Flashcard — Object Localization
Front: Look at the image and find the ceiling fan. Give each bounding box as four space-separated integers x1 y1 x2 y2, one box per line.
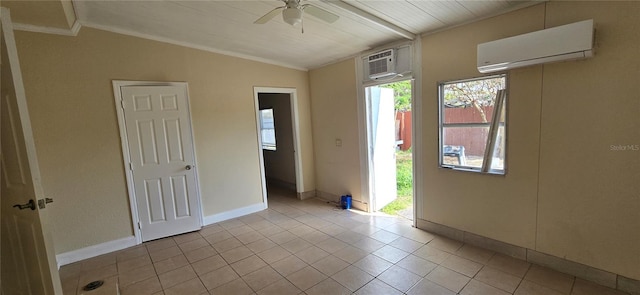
254 0 339 32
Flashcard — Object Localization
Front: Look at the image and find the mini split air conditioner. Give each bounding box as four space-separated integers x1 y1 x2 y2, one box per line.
477 19 594 73
367 49 396 79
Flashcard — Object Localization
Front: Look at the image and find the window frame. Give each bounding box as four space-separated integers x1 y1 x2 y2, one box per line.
438 74 508 174
259 108 277 151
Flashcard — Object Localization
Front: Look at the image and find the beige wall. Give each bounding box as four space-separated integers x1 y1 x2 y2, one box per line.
536 1 640 280
259 93 296 185
422 3 544 254
309 59 363 202
2 0 75 29
15 27 313 253
421 2 639 279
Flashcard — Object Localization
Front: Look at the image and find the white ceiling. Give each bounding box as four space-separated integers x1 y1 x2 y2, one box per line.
73 0 540 70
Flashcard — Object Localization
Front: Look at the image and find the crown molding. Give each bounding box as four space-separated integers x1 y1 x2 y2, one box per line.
80 21 309 72
12 19 81 36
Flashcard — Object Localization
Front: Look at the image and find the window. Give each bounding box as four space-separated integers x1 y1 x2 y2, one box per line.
439 75 507 174
259 108 276 150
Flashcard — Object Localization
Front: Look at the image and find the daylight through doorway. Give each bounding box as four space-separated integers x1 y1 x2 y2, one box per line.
366 80 414 221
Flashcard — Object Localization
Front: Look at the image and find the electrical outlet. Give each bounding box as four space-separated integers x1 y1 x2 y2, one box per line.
335 139 342 147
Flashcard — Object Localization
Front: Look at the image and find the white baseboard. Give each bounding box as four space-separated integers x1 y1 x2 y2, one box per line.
56 236 137 268
203 202 267 226
55 203 266 267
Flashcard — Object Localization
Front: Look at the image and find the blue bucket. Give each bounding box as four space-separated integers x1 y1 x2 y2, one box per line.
340 195 352 209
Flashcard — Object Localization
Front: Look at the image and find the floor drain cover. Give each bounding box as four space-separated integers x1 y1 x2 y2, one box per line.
83 280 104 291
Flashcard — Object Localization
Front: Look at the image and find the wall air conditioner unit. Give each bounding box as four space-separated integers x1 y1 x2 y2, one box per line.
368 49 396 79
477 19 594 73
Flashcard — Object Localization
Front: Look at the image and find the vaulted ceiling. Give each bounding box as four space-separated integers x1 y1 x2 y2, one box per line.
3 0 542 70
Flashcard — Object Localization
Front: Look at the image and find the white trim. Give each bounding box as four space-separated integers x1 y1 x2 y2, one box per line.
80 21 308 72
411 35 424 226
355 57 372 212
357 40 421 217
12 20 81 36
55 236 137 267
254 90 269 206
203 203 267 226
253 87 305 198
112 80 204 245
289 91 305 194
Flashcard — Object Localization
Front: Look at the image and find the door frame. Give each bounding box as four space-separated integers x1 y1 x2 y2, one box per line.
253 87 304 203
112 80 203 244
355 38 423 226
359 79 409 213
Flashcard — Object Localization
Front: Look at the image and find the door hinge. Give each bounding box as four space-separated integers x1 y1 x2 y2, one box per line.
120 100 125 109
129 163 133 171
137 222 141 229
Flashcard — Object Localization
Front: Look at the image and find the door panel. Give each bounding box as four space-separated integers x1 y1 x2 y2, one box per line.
170 175 190 217
145 178 166 222
121 85 201 242
164 119 185 162
367 87 398 211
135 120 159 166
1 10 61 294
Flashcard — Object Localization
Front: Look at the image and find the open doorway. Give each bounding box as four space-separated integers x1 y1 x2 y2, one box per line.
253 87 304 202
365 80 414 221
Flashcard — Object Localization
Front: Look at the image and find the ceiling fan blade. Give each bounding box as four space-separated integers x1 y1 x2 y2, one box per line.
304 5 339 23
254 7 284 24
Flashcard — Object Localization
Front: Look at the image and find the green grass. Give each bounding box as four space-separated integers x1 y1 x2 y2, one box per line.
380 150 413 216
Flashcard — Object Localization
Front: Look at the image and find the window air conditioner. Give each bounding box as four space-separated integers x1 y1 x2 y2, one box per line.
368 49 396 79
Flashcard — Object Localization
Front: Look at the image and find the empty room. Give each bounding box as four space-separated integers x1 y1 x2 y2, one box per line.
1 0 638 294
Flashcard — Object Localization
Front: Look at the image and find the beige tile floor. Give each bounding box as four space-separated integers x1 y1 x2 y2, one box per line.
60 187 630 295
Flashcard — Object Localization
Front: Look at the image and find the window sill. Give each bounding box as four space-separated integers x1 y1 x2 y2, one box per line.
439 165 505 175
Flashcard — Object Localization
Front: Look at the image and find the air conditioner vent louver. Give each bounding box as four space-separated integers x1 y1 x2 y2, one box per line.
368 49 396 79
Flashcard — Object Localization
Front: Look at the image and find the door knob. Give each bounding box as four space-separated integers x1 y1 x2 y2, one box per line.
13 199 36 210
185 165 192 170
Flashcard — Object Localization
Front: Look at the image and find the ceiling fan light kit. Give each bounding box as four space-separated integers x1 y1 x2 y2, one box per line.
283 7 303 26
255 0 339 32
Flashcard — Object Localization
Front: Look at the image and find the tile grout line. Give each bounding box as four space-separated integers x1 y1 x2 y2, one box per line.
65 192 634 295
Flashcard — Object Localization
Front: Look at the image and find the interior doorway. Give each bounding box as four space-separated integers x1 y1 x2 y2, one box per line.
253 87 304 202
365 80 414 220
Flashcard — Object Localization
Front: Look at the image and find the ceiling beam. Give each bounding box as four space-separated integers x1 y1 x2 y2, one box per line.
321 0 415 40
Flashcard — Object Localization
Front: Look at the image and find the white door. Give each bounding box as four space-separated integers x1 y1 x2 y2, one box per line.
1 9 62 294
121 85 201 242
367 86 398 211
